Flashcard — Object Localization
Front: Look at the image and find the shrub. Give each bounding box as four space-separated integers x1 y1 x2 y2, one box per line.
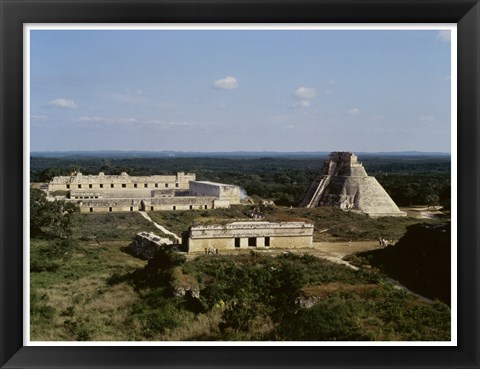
221 302 257 332
130 288 182 336
275 297 370 341
30 290 55 321
63 319 92 341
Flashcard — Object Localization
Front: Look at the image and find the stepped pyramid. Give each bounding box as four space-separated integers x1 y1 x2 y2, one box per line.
300 152 406 217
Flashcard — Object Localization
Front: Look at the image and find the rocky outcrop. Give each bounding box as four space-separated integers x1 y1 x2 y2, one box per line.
295 283 378 308
129 231 173 259
301 152 406 217
170 267 200 298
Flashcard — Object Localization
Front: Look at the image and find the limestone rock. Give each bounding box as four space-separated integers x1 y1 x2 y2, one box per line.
129 231 172 259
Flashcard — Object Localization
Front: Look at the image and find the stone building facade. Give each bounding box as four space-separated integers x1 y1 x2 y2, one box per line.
189 181 242 204
186 221 314 252
48 171 195 192
300 152 406 217
47 172 242 213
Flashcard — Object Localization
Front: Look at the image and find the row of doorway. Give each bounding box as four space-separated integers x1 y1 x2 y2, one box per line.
234 237 270 247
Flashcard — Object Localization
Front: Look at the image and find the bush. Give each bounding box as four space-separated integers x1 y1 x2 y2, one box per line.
221 303 257 332
130 288 182 337
63 319 92 341
30 239 77 273
275 297 370 341
31 290 55 321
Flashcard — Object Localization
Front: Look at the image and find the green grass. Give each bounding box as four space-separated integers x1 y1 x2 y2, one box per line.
30 239 147 341
30 205 450 341
71 212 161 241
147 206 250 236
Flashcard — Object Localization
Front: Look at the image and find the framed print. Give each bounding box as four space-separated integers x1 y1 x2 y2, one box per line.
1 0 479 368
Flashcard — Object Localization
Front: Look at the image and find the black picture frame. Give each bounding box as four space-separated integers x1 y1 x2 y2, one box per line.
1 1 479 368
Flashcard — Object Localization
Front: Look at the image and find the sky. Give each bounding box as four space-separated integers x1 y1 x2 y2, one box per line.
29 27 452 153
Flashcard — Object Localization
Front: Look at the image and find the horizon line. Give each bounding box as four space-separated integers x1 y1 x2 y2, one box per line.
31 149 451 154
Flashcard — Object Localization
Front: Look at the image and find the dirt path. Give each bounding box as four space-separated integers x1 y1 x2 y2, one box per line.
399 205 446 219
308 241 381 270
138 211 182 242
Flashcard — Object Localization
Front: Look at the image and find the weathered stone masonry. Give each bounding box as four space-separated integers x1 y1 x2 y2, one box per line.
187 221 314 252
48 171 194 192
300 152 406 217
47 172 242 213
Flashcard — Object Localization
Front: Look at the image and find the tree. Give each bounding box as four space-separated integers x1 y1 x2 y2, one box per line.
439 184 451 210
425 194 440 210
30 188 51 236
30 188 79 238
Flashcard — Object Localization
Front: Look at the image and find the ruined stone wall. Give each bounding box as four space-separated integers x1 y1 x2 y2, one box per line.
187 221 313 252
76 196 219 213
188 235 313 252
189 181 241 204
48 171 195 191
129 231 173 259
70 189 176 200
48 172 244 214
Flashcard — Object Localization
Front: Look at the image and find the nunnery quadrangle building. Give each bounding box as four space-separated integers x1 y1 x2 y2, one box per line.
47 171 242 213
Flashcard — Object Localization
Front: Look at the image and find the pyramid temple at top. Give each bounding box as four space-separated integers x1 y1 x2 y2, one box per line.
300 152 406 217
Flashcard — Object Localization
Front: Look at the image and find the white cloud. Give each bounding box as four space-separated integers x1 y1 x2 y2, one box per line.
323 90 333 95
135 89 145 95
213 76 239 90
327 80 336 85
118 118 138 124
166 121 192 127
147 120 193 128
48 98 78 109
78 116 137 125
79 116 108 123
292 100 310 108
294 86 316 99
436 30 451 43
347 108 360 116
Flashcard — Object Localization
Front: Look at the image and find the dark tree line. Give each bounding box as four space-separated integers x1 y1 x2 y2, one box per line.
377 174 450 209
30 155 450 208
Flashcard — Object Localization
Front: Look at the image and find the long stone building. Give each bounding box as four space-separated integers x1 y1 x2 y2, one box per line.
300 152 406 217
186 221 314 252
47 172 242 213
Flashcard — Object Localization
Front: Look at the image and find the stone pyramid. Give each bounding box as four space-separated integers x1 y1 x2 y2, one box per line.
300 152 406 217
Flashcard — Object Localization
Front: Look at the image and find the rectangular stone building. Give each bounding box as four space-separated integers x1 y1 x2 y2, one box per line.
48 171 195 192
46 171 243 213
189 181 241 204
186 221 314 252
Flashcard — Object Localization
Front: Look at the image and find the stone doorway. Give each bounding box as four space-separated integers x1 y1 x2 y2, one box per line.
139 200 146 211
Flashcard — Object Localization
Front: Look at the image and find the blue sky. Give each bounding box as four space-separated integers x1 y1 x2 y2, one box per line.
29 28 452 153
